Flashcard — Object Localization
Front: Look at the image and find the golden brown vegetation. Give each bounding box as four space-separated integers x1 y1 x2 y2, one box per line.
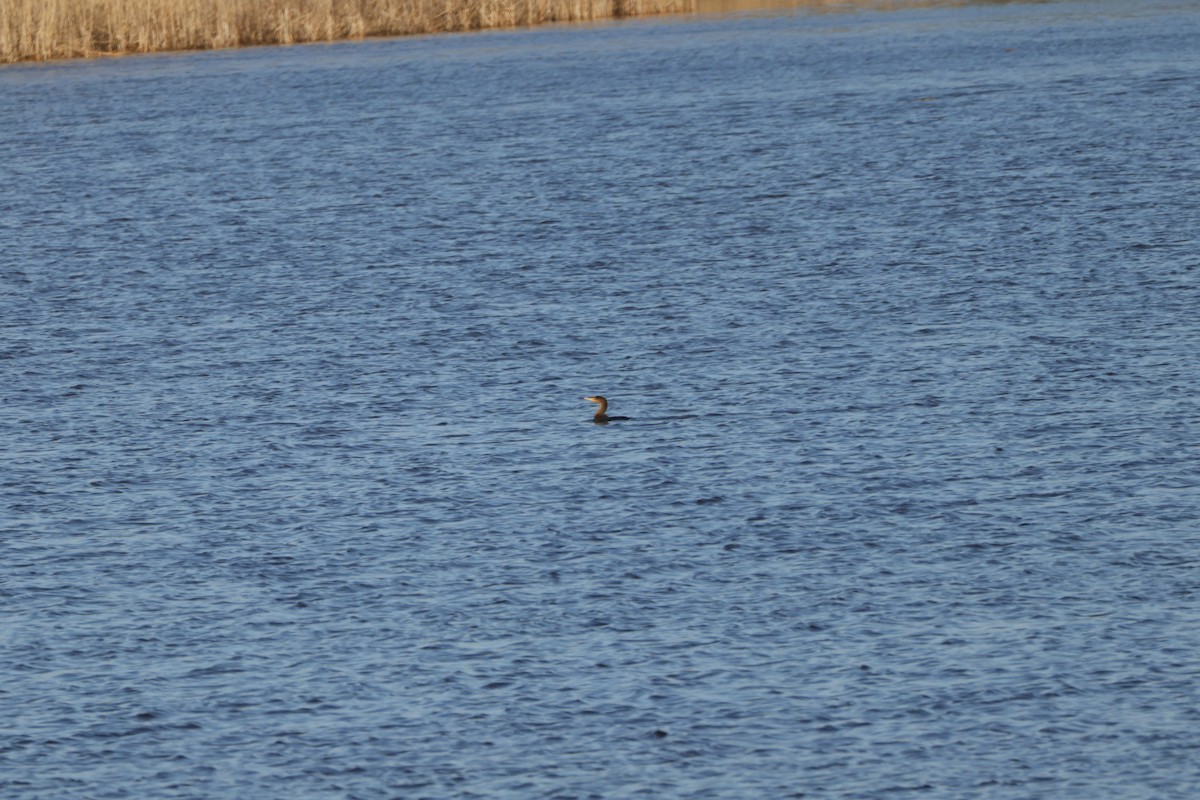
0 0 695 63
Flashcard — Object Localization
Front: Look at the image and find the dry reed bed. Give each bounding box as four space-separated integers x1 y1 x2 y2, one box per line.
1 0 695 63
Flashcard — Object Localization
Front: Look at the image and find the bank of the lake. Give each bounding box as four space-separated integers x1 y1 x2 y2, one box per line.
1 0 695 63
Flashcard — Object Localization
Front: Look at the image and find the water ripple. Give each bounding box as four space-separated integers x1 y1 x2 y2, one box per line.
3 2 1200 798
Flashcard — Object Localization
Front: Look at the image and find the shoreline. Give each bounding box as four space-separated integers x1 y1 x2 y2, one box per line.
0 1 1006 66
1 0 697 65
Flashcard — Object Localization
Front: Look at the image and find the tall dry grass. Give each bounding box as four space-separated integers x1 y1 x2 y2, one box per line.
0 0 695 63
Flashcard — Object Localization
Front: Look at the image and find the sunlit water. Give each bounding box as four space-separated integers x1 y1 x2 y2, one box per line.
3 1 1199 797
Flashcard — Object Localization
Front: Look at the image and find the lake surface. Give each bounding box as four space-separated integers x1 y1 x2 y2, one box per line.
2 1 1199 797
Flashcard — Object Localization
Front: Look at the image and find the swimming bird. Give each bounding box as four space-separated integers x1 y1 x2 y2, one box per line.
585 395 630 424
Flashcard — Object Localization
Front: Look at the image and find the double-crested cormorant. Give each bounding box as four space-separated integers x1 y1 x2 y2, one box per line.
585 395 630 424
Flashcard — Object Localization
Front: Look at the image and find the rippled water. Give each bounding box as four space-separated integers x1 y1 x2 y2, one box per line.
3 2 1199 797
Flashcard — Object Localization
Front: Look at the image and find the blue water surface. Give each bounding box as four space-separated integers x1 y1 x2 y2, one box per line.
2 1 1199 797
